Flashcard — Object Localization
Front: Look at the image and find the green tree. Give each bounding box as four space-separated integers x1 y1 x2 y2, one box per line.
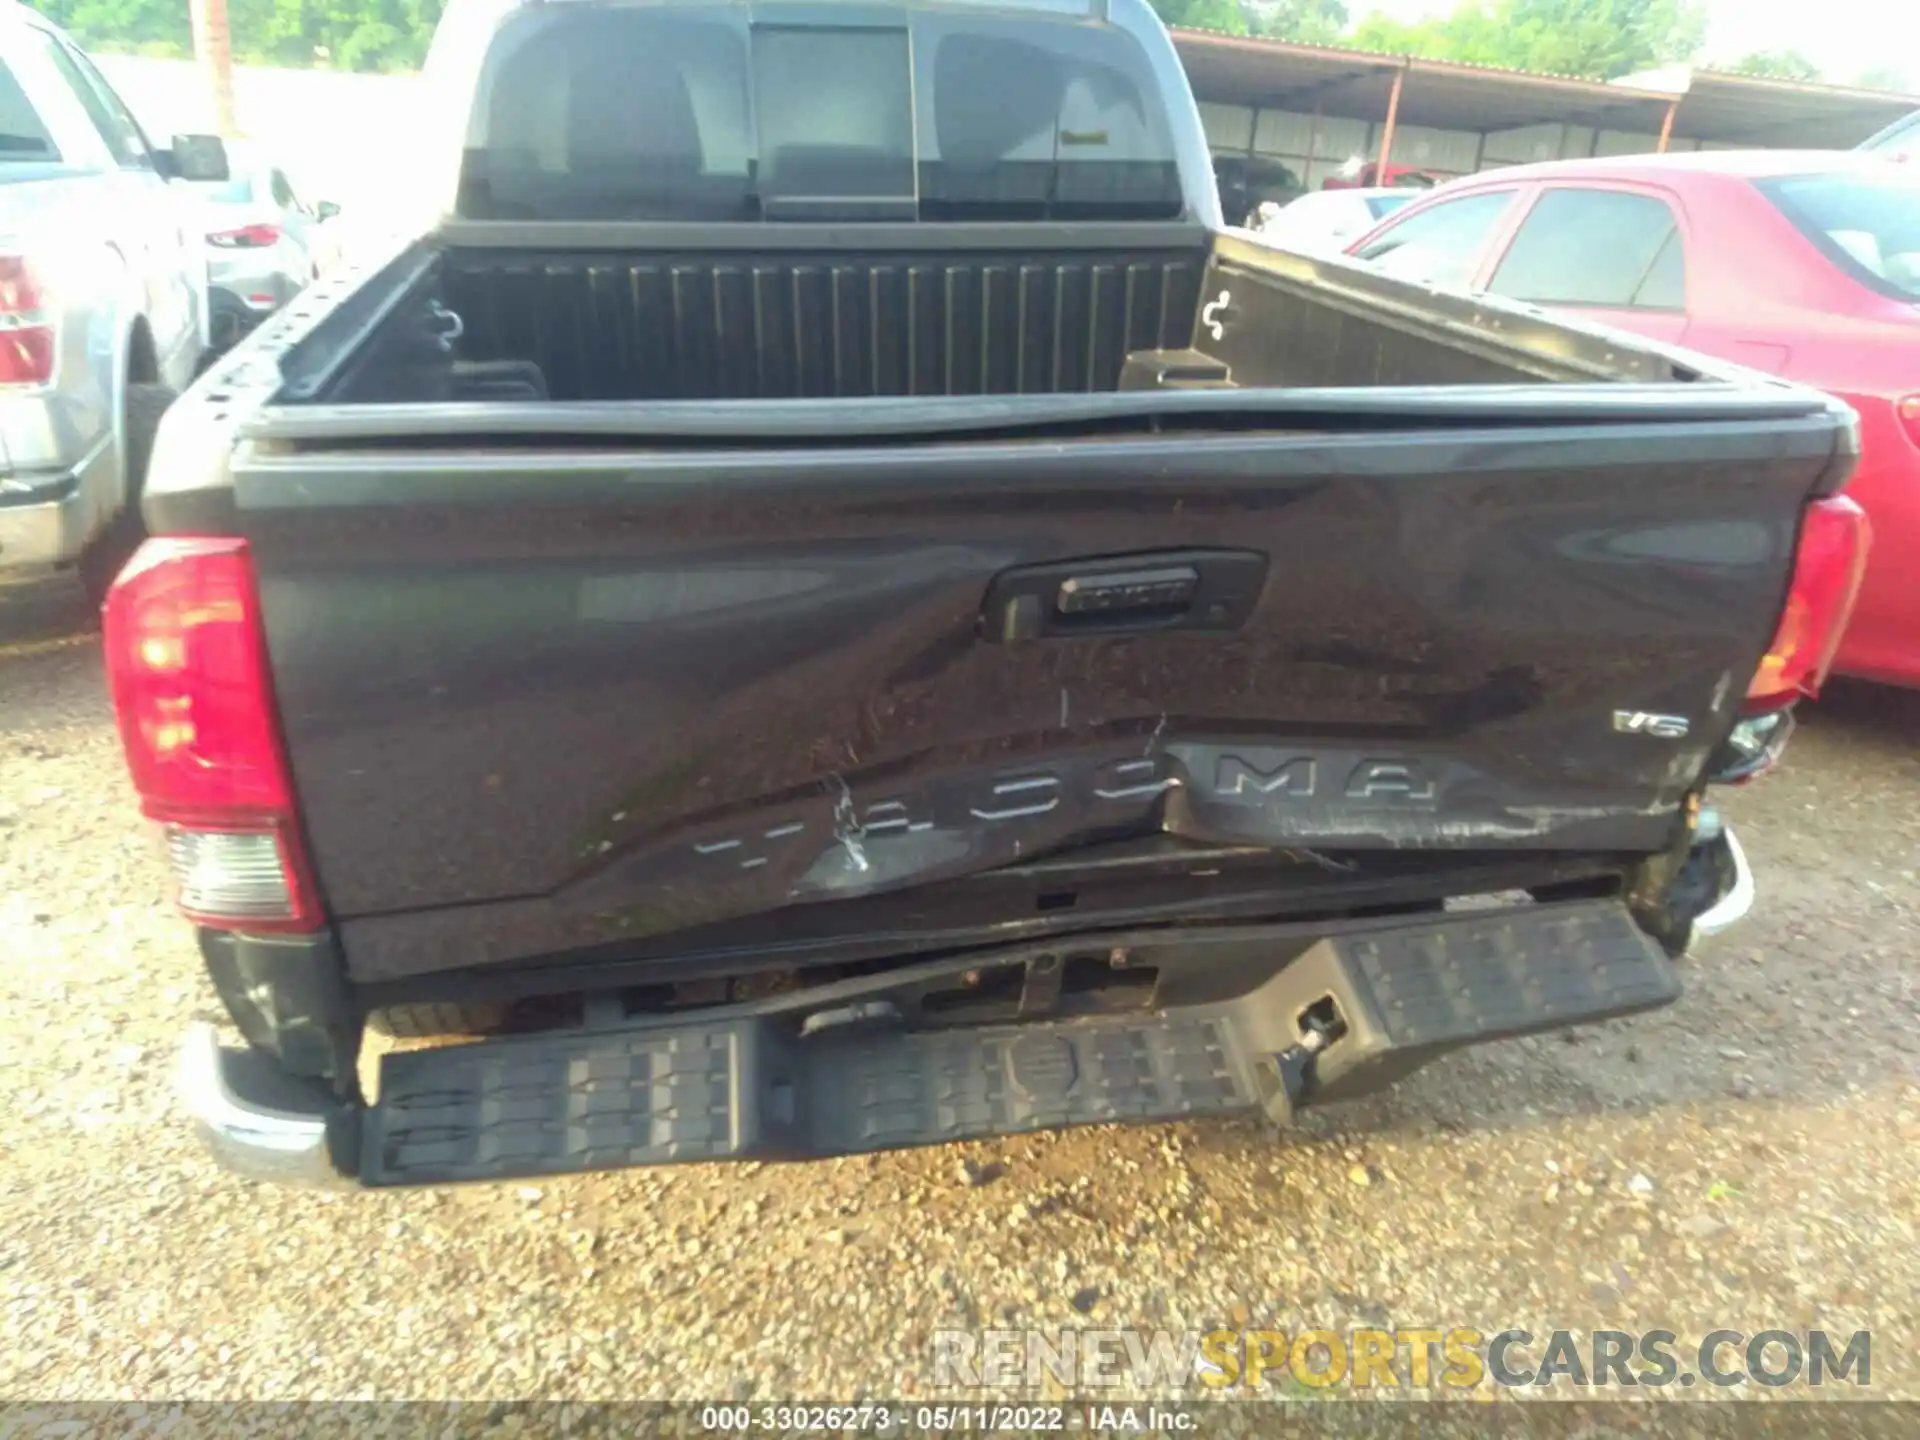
1511 0 1703 79
1727 50 1821 83
1854 66 1912 93
34 0 191 56
33 0 446 71
1150 0 1256 36
1350 7 1511 69
1251 0 1349 44
1348 0 1704 81
1149 0 1347 41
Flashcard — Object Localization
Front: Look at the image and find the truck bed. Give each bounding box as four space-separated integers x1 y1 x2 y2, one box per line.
274 226 1692 408
131 0 1862 1188
143 227 1851 989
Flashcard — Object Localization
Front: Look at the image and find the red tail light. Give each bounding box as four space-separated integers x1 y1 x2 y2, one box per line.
1897 394 1920 449
1744 495 1871 713
208 223 281 249
0 254 55 385
102 538 322 932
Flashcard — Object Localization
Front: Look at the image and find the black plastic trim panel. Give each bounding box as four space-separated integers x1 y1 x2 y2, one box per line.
359 899 1676 1185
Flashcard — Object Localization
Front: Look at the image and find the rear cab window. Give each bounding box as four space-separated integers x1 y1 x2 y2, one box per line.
1365 193 1415 221
1489 188 1686 309
1352 189 1514 289
200 174 256 203
1859 110 1919 162
1757 170 1920 300
457 2 1185 222
0 56 56 160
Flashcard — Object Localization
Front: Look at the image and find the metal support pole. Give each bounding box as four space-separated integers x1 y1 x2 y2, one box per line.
189 0 239 138
1377 64 1406 180
1656 98 1678 154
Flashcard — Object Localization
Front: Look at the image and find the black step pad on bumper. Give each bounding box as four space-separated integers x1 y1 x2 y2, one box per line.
360 900 1677 1186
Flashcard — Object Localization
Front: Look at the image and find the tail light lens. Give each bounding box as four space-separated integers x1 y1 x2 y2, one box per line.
0 254 55 385
1897 394 1920 449
1744 495 1871 713
101 538 322 932
208 223 281 249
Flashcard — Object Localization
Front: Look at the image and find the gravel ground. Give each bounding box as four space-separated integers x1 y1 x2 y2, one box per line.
3 568 1918 1410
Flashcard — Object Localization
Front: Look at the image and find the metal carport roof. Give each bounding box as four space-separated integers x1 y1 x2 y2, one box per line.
1173 31 1679 136
1647 70 1919 148
1174 29 1917 151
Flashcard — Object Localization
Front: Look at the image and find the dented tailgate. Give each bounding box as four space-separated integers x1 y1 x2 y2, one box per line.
226 396 1848 979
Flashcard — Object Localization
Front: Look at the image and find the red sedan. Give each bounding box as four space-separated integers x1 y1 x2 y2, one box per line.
1344 151 1920 688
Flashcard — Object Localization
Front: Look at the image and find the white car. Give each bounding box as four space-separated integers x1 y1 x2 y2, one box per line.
1251 188 1420 257
183 142 342 349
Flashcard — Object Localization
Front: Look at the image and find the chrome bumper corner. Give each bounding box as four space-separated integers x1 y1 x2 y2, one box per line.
0 432 115 571
175 1023 356 1188
1692 824 1755 937
0 481 87 570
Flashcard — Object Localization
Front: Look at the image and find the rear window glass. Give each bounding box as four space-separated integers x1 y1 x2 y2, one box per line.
1354 190 1513 290
1365 193 1414 220
754 26 914 209
0 59 56 160
1489 189 1684 309
1859 111 1919 157
1758 171 1920 300
196 173 256 203
458 5 1183 222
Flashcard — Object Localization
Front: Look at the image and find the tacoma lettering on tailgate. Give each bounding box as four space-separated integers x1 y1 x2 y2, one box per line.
558 736 1678 930
679 747 1443 876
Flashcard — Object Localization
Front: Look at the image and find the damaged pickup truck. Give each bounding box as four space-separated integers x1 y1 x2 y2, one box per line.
112 0 1868 1187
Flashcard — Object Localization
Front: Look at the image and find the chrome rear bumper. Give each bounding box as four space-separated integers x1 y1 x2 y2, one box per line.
0 431 115 570
175 1023 353 1187
1692 824 1755 937
0 475 86 570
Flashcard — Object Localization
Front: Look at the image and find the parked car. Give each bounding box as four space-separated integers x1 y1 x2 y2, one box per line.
1323 161 1443 190
185 141 341 350
1211 152 1303 228
1343 151 1916 688
0 2 227 601
130 0 1861 1190
1860 109 1918 164
1251 187 1418 255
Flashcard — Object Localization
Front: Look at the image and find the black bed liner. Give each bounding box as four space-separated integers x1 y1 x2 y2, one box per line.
289 224 1714 409
440 245 1210 401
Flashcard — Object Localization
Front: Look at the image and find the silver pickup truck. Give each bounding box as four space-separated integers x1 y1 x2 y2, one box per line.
0 1 227 601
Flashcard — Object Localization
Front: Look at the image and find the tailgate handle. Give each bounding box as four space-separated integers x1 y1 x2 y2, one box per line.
1057 565 1198 619
984 549 1268 643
